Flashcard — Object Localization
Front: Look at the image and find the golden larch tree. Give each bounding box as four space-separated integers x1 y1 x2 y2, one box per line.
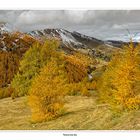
28 58 69 122
98 42 140 112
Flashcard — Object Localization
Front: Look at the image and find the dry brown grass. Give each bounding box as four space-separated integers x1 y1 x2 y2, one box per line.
0 95 140 130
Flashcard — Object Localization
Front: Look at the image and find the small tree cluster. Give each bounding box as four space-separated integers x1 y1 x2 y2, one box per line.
11 40 60 97
63 52 96 96
64 52 95 83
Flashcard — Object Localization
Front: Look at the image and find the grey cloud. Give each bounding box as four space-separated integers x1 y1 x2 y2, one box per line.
0 10 140 40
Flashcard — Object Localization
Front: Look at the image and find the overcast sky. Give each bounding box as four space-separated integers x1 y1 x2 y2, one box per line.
1 10 140 40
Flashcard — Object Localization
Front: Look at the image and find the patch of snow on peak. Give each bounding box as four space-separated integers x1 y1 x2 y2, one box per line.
58 29 81 45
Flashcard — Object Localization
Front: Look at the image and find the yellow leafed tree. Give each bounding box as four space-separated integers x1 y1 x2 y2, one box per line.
28 59 69 122
98 42 140 112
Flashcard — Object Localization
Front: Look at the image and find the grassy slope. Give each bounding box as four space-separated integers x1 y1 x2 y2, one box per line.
0 95 140 130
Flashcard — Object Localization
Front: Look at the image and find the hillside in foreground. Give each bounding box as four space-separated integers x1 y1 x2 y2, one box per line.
0 95 140 130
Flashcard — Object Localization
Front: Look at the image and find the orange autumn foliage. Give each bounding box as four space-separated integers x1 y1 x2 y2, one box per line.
64 52 95 83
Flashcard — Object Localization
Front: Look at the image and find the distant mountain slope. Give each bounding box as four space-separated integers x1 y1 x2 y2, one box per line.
0 22 123 53
0 23 136 53
27 28 121 58
28 28 104 49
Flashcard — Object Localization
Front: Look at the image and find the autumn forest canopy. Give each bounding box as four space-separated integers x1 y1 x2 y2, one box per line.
0 38 140 124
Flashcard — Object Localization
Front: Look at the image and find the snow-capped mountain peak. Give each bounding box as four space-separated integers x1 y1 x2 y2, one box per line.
28 28 103 50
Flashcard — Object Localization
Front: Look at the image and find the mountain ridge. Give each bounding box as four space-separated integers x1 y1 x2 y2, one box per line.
0 23 132 58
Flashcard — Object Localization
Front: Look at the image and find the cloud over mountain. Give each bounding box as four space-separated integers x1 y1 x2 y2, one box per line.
0 10 140 40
